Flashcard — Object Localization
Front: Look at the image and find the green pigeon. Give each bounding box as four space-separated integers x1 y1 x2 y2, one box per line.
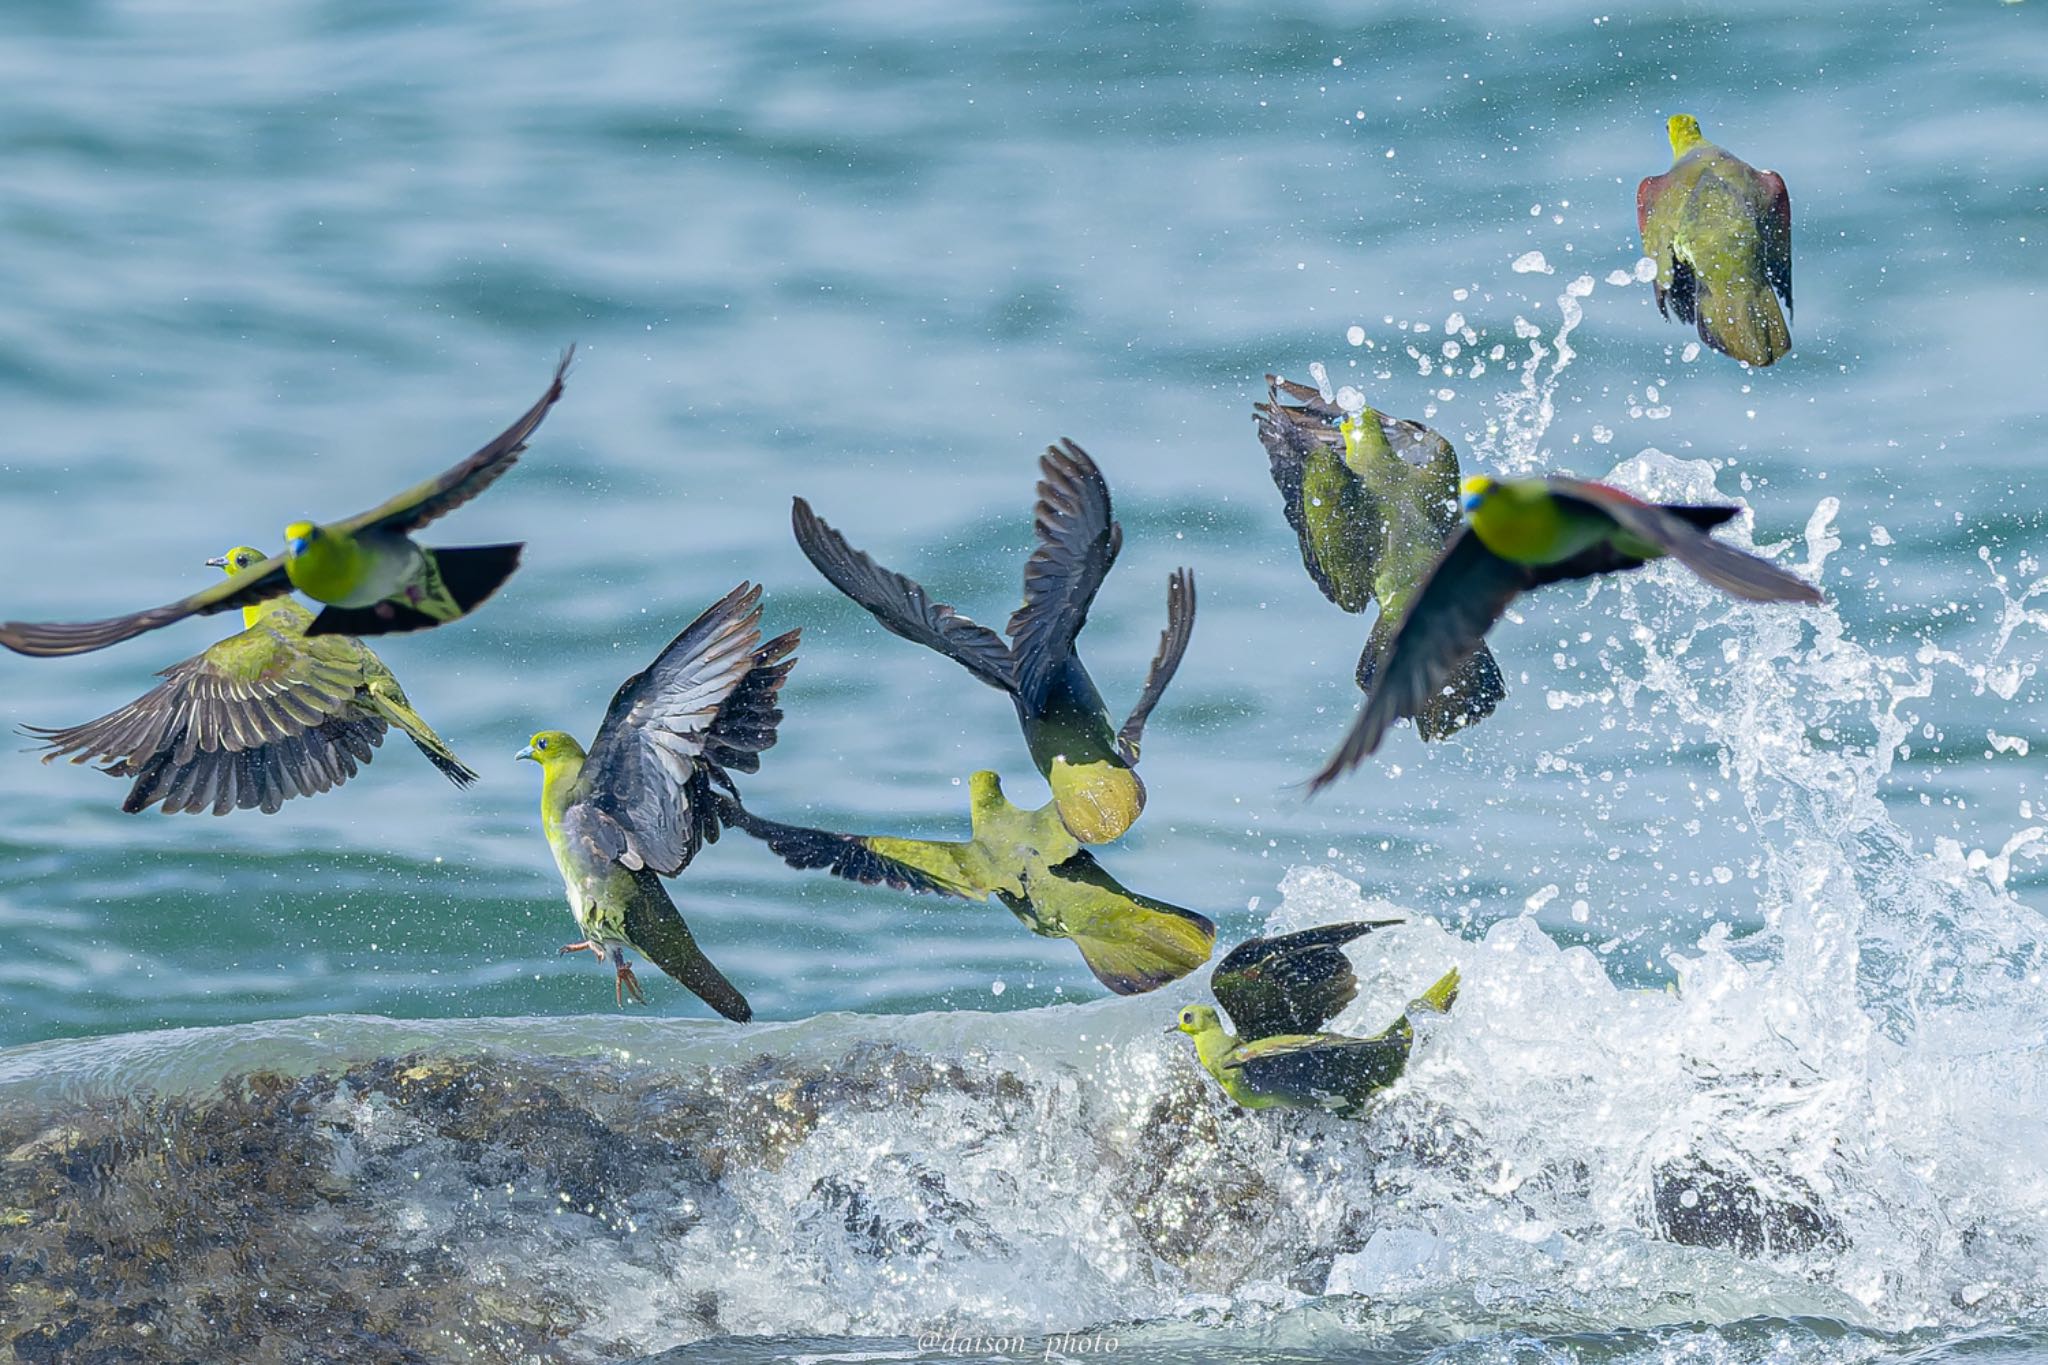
792 439 1194 845
1311 473 1824 789
517 582 797 1016
1638 114 1793 367
1175 921 1460 1118
1256 375 1505 739
0 348 572 657
24 545 474 815
721 769 1216 995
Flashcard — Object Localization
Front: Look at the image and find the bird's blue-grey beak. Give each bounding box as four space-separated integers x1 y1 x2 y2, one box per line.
204 555 229 568
515 744 536 762
1461 492 1484 513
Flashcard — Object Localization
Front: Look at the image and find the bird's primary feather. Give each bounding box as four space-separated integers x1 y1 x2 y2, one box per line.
1117 568 1195 761
791 497 1017 693
332 347 573 540
572 582 784 876
1006 440 1123 708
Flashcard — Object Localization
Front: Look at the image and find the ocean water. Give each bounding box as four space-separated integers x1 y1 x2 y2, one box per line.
0 1 2043 1361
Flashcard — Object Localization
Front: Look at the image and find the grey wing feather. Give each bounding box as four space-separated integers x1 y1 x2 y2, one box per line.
717 795 971 897
0 561 293 658
1006 440 1121 706
1310 530 1537 789
571 582 768 875
1211 920 1401 1039
1552 482 1822 604
1117 568 1195 761
1254 377 1377 610
336 346 573 539
792 497 1016 692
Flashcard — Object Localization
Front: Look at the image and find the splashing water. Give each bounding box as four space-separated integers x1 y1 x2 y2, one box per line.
2 454 2043 1362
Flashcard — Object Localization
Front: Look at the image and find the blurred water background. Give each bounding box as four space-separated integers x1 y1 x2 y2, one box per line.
0 1 2043 1361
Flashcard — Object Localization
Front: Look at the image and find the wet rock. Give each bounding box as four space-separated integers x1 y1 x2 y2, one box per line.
1653 1158 1840 1257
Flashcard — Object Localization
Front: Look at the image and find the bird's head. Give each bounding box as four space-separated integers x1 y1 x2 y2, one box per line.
1174 1004 1222 1037
516 730 586 768
1460 475 1498 515
282 521 322 560
1666 113 1704 157
205 546 268 576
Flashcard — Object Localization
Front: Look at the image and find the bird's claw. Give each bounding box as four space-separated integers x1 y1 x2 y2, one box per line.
615 963 645 1008
560 940 604 959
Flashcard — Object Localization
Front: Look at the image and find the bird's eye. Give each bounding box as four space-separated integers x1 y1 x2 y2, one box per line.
536 738 548 750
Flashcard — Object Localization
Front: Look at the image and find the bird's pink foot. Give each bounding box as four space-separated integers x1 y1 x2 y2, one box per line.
615 961 645 1007
560 940 605 959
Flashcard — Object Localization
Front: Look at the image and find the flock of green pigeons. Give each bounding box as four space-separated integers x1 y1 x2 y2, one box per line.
1 116 1811 1119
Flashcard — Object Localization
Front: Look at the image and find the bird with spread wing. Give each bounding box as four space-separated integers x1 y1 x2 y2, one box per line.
721 768 1216 996
0 347 572 657
517 582 797 1016
24 545 473 814
1256 374 1505 741
793 440 1193 845
1311 473 1823 789
1175 922 1459 1118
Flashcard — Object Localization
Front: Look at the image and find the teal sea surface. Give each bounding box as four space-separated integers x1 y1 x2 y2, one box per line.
0 1 2043 1362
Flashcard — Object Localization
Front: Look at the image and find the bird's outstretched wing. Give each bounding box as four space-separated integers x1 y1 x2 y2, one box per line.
792 496 1016 692
333 346 573 539
0 557 294 658
24 609 383 814
1255 378 1383 612
621 870 752 1022
568 582 772 876
1118 568 1195 761
1006 440 1122 707
1211 920 1403 1041
1312 529 1633 789
717 794 988 899
1553 480 1822 604
1034 850 1216 995
1222 1031 1413 1113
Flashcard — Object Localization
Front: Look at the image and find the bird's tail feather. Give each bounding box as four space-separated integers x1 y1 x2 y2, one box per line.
428 543 526 615
370 685 476 788
1066 906 1216 996
623 873 753 1023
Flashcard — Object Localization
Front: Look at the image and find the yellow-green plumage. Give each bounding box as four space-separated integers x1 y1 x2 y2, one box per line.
724 769 1216 995
1637 114 1793 367
0 348 571 657
1255 376 1505 739
1176 921 1459 1118
27 547 475 814
518 583 799 1017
